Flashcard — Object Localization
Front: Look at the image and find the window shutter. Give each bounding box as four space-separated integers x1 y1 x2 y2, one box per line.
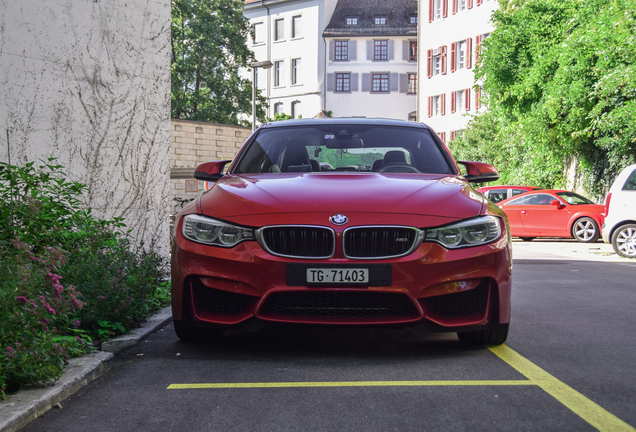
443 0 448 17
440 132 446 143
428 96 432 117
367 41 373 60
351 73 358 91
450 42 456 73
441 93 446 115
362 73 371 92
466 38 472 69
329 41 335 61
452 0 458 14
465 88 471 111
390 73 399 92
475 86 481 109
451 91 456 113
441 46 447 75
399 74 408 93
327 73 334 91
388 40 394 60
349 41 356 60
429 0 434 22
477 0 482 5
403 41 409 61
427 49 433 78
450 130 456 140
475 35 482 64
468 0 473 8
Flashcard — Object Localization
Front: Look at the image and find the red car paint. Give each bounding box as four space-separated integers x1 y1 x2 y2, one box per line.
171 119 512 343
497 189 605 242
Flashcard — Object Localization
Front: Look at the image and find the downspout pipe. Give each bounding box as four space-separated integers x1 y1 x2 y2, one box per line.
261 0 271 117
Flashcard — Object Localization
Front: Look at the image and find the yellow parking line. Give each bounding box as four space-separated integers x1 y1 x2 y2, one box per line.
168 380 533 389
488 344 635 432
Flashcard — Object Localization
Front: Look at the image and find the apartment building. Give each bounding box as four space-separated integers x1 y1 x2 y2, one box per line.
243 0 338 121
417 0 498 143
323 0 418 120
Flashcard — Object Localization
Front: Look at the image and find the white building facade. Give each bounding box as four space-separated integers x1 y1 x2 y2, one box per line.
244 0 338 121
323 0 418 120
417 0 498 143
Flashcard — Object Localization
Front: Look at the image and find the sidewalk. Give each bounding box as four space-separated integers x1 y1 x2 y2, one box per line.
0 307 172 432
511 238 636 263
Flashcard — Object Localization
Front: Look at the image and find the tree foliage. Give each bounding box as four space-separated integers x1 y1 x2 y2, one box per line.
451 0 636 198
171 0 266 125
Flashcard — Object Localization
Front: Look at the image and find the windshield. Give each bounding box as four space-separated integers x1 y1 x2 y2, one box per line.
233 124 455 175
556 191 594 205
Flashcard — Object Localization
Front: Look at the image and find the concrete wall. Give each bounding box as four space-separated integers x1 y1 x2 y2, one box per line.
0 0 171 254
170 119 252 214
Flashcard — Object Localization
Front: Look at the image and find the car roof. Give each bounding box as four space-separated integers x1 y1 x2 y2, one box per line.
477 185 540 191
261 118 430 130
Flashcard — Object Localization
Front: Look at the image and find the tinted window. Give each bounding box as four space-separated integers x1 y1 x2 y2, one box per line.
234 125 455 175
623 169 636 190
487 189 508 203
505 193 554 206
555 192 594 205
512 188 529 196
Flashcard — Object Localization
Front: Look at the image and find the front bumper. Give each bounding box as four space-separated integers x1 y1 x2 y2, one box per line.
172 221 512 333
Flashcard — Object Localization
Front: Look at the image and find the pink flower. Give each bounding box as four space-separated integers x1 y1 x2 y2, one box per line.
6 347 14 358
16 296 28 303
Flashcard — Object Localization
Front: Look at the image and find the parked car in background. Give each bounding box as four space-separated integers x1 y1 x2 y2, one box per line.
172 119 512 345
497 190 605 242
602 164 636 258
477 185 542 203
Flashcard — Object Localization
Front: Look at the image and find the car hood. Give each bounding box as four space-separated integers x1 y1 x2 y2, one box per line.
199 173 484 222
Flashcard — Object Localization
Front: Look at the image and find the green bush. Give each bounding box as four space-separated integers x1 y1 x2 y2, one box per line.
0 159 169 399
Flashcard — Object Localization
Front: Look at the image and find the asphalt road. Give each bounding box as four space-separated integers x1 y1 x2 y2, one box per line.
21 241 636 432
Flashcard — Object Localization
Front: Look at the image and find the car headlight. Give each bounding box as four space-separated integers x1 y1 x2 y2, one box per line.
424 216 501 249
182 214 254 247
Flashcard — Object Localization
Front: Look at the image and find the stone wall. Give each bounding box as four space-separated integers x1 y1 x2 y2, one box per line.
170 119 252 215
0 0 171 254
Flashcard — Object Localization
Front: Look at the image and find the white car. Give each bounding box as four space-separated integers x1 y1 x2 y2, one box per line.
602 164 636 257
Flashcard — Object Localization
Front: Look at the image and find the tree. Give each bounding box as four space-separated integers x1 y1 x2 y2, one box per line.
451 0 636 198
171 0 266 125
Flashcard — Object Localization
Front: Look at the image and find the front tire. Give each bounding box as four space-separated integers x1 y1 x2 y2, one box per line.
457 323 509 345
611 224 636 258
572 217 599 243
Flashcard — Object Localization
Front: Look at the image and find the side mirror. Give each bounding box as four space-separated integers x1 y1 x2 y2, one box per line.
550 199 565 209
457 161 500 183
193 160 232 182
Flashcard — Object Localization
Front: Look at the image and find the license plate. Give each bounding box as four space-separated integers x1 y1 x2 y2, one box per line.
306 268 369 284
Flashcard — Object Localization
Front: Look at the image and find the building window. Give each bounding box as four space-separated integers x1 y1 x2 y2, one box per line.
291 58 300 85
374 17 387 25
457 40 466 69
292 15 302 38
458 0 467 12
433 54 441 75
433 0 442 20
456 90 465 112
374 40 388 61
432 95 440 116
291 101 301 119
428 94 446 117
274 103 283 116
253 22 264 45
335 41 348 61
372 73 389 93
274 18 284 41
409 41 417 61
346 17 358 25
274 61 284 87
410 15 418 24
336 73 351 92
407 74 417 94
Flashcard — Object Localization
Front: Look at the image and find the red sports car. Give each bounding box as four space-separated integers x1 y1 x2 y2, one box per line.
497 189 605 242
172 119 512 345
477 185 542 203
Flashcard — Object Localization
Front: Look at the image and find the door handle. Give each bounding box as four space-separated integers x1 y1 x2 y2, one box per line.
521 210 528 215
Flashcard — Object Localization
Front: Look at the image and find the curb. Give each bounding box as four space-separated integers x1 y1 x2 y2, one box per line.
0 307 172 432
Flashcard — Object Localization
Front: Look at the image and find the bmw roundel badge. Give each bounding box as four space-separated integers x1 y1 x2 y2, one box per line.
330 214 348 225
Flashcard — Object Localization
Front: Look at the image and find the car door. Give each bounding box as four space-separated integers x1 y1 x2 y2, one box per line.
519 193 569 236
615 167 636 219
500 196 528 236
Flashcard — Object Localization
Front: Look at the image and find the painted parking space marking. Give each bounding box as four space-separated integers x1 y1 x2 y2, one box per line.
168 380 533 389
168 344 635 432
488 344 635 432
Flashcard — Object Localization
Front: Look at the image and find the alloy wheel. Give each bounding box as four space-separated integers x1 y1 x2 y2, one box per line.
573 218 598 242
615 226 636 258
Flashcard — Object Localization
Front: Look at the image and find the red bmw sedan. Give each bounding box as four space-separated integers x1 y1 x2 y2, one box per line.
172 119 512 345
497 189 605 242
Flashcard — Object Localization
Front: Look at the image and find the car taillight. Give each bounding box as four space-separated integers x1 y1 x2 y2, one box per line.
604 193 612 216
